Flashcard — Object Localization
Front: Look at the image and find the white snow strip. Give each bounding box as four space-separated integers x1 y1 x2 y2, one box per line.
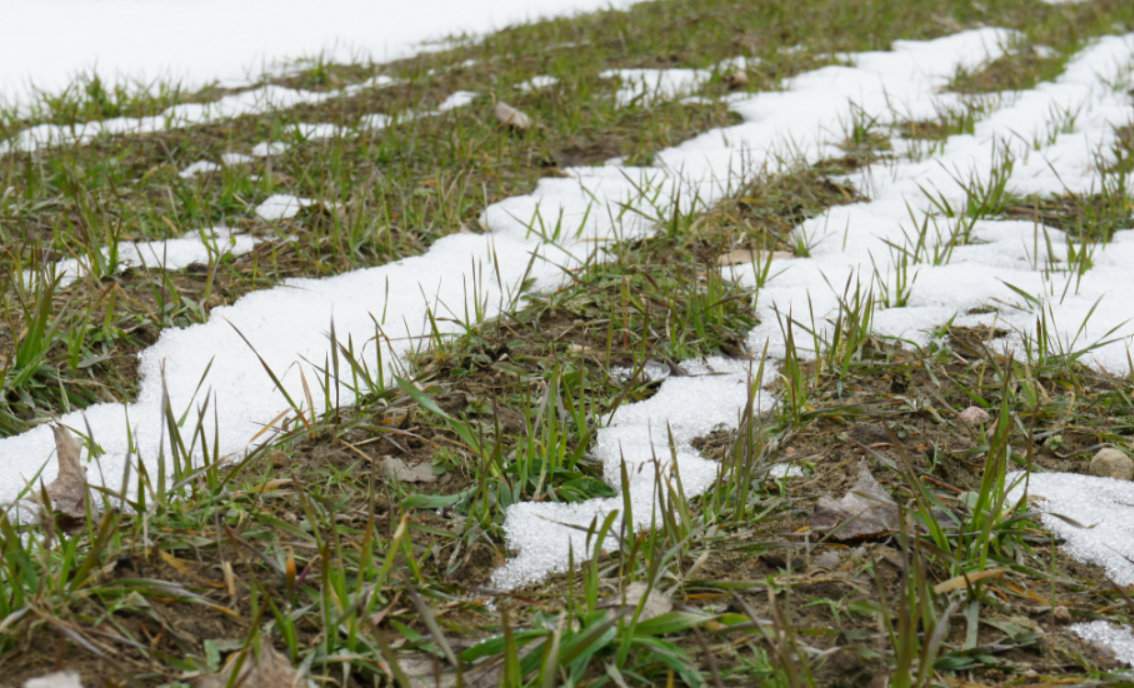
1 77 395 155
179 160 222 179
0 31 1011 594
1070 621 1134 667
255 194 315 221
0 0 639 109
22 227 259 288
516 75 559 92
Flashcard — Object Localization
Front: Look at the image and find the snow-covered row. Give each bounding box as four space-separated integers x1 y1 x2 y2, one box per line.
0 30 1008 528
19 227 260 289
175 89 486 181
0 77 396 155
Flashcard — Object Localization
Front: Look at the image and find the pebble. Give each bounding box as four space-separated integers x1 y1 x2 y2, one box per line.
1089 447 1133 481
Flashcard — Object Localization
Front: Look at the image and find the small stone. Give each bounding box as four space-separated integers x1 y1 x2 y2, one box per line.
494 101 532 131
958 406 992 426
1052 605 1072 624
724 69 749 89
1089 447 1134 481
812 550 842 570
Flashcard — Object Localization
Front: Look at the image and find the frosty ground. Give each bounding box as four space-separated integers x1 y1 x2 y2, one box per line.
3 0 1134 685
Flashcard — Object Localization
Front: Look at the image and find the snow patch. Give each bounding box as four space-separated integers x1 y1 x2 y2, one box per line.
516 75 559 92
1070 621 1134 667
251 141 290 158
179 160 222 179
1009 472 1134 587
437 91 479 112
255 194 315 221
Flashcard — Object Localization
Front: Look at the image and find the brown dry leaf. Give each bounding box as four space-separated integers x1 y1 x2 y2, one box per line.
494 101 532 130
382 456 437 483
43 424 88 522
811 463 899 541
932 567 1006 594
196 637 304 688
24 672 83 688
716 248 792 267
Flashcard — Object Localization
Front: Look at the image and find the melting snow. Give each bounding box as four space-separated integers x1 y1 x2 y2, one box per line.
1008 472 1134 586
516 75 559 92
21 227 259 288
437 91 479 112
292 122 347 141
494 357 773 588
255 194 315 221
179 160 222 179
1070 621 1134 667
251 141 290 158
1 77 394 154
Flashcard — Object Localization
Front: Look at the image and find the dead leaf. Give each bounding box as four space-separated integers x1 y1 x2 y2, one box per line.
607 582 673 621
43 424 88 522
382 456 437 483
811 463 899 541
716 248 792 267
494 101 532 131
932 567 1006 594
196 637 304 688
399 654 457 688
24 672 83 688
